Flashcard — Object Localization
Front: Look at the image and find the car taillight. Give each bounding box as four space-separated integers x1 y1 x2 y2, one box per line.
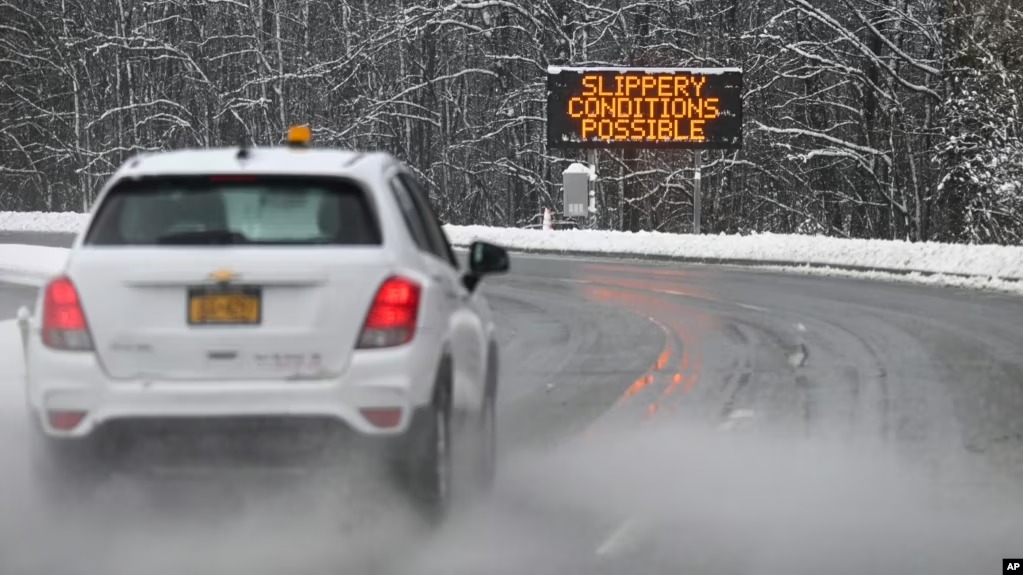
42 276 94 351
357 276 420 349
47 410 87 431
360 408 403 429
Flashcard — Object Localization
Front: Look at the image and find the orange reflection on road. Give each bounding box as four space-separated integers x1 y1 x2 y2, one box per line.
585 274 717 304
623 374 657 399
575 263 711 423
582 285 670 309
621 321 674 400
650 323 703 419
583 263 696 279
656 349 670 370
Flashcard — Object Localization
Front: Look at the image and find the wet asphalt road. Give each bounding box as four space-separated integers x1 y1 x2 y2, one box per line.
1 232 1022 574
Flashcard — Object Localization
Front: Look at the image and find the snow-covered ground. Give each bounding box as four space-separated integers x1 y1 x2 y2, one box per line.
756 265 1023 295
0 211 1021 294
445 225 1023 280
0 244 75 286
0 210 89 234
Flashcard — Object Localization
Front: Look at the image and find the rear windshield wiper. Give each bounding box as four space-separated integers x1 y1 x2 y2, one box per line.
155 230 250 245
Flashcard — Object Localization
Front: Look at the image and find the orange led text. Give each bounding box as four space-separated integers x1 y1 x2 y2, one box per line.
567 73 723 143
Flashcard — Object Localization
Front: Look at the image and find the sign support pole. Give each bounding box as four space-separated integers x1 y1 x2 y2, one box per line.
693 150 702 234
586 148 598 229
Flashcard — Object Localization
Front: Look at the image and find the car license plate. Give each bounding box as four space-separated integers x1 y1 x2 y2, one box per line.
188 287 261 325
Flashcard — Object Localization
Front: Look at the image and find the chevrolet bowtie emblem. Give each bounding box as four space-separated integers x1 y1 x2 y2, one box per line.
209 269 239 283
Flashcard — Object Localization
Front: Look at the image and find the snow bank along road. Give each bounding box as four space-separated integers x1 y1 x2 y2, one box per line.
4 210 1023 293
1 231 1022 575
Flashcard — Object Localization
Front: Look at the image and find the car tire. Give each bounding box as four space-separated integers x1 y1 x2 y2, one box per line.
397 358 453 524
27 421 106 509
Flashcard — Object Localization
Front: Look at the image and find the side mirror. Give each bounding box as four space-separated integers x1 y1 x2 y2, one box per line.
469 241 509 275
463 241 509 292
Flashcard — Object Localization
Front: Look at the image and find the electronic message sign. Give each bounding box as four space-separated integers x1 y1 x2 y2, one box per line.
547 67 743 149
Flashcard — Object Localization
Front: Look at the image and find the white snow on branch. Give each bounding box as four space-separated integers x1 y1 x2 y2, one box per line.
756 122 893 166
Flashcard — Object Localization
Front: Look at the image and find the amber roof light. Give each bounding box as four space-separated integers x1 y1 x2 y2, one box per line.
287 124 311 147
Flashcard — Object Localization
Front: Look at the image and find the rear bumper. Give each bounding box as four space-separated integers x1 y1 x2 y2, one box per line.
24 336 438 439
73 416 398 471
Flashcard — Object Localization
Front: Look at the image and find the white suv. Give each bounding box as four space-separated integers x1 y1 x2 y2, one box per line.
19 135 509 519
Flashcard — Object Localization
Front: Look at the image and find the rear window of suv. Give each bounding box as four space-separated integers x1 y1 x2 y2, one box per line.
85 175 381 246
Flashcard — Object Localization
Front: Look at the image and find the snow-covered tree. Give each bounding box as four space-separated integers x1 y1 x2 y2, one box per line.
1 0 1022 244
937 0 1023 243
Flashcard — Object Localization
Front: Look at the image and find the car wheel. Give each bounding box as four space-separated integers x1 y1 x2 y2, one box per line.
400 359 453 524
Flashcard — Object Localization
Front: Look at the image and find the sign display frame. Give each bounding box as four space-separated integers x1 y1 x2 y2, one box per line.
546 66 743 150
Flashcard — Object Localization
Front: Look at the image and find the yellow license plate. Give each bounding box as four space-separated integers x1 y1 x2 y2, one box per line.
188 288 261 325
